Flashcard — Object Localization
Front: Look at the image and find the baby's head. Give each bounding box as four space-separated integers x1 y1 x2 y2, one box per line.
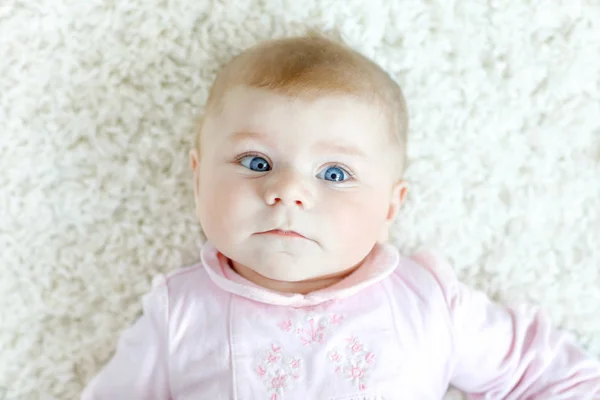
190 32 409 288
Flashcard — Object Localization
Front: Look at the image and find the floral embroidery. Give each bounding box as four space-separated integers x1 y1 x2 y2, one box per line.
256 343 302 399
278 313 345 346
272 313 379 393
328 336 376 391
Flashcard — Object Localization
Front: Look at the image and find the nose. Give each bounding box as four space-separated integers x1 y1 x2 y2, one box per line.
262 167 314 209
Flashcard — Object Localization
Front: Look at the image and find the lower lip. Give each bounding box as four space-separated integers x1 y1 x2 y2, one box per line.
259 230 306 239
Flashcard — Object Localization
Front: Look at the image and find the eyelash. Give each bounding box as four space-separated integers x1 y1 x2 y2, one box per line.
233 153 356 181
233 151 268 164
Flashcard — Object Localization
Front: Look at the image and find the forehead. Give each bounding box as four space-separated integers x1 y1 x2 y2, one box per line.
204 86 390 152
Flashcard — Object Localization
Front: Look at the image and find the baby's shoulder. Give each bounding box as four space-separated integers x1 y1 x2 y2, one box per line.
165 262 207 283
389 248 458 303
149 262 214 300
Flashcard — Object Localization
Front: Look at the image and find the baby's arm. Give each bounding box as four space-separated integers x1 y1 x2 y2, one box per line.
412 251 600 399
81 276 171 400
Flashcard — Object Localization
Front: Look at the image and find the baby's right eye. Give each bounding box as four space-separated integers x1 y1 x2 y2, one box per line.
239 155 271 172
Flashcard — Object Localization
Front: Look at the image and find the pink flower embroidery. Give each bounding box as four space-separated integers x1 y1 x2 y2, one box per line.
329 350 342 362
266 352 280 364
256 344 303 399
328 336 376 391
350 342 363 353
271 373 288 389
278 313 345 347
278 320 292 332
351 366 364 378
300 318 327 346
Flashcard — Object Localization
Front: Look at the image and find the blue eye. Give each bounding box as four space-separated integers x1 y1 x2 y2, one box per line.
317 165 351 182
240 155 271 172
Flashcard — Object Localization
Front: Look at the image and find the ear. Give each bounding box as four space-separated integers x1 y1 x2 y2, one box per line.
189 148 202 221
379 180 409 242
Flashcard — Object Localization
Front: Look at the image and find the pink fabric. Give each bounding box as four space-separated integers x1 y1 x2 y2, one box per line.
81 242 600 400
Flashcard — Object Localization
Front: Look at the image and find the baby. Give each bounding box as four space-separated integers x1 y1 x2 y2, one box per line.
82 33 600 399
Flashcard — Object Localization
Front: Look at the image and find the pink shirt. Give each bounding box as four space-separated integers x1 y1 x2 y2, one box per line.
82 242 600 399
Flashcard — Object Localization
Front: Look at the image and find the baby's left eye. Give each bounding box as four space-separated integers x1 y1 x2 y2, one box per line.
316 165 352 182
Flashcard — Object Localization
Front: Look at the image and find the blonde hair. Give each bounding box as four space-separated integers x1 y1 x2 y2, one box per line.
197 31 408 173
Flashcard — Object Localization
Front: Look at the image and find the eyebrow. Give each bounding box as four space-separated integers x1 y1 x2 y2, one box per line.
228 131 270 143
314 141 366 158
228 131 366 158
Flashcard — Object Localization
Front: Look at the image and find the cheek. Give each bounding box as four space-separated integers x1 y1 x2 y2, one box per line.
198 172 254 237
323 190 389 241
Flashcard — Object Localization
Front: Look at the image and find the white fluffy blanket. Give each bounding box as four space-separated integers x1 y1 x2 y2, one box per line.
1 1 598 399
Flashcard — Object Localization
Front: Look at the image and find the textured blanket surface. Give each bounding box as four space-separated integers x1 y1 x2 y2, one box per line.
1 1 599 399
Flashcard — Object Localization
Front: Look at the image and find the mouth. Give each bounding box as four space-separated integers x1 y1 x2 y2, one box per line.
256 229 308 239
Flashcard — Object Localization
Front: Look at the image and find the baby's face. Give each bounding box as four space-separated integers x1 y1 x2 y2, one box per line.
191 86 406 283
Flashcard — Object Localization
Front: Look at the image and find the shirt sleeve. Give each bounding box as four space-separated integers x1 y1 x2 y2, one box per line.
411 250 600 400
81 275 171 400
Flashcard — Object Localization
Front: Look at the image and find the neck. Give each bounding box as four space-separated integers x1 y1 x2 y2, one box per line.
229 260 362 295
